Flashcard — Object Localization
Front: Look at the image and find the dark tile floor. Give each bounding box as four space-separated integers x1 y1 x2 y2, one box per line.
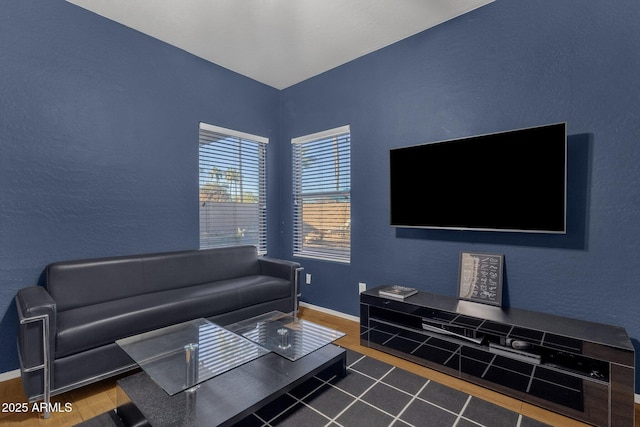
233 349 552 427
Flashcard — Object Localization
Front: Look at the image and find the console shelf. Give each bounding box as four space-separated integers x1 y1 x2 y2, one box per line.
360 287 635 427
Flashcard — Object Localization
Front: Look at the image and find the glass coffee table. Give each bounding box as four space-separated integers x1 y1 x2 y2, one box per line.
116 318 270 395
115 313 346 426
224 310 346 361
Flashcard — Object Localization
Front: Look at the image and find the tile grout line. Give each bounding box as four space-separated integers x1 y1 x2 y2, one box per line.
291 374 342 426
261 352 369 426
453 395 474 427
259 373 339 427
253 351 539 427
346 357 477 425
390 378 431 427
326 364 396 425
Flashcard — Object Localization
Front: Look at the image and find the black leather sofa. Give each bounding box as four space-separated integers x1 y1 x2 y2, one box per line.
15 245 301 413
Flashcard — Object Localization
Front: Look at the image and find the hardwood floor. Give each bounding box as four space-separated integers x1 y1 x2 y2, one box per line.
0 306 637 426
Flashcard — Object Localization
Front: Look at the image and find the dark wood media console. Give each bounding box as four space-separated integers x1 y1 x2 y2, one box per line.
360 287 635 426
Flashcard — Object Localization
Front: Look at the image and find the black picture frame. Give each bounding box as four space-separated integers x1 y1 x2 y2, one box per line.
458 252 504 306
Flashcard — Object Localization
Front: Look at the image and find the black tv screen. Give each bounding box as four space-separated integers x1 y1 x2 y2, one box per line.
390 123 567 233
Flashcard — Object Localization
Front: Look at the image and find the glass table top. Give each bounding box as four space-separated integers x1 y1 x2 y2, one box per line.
224 311 346 361
116 318 269 395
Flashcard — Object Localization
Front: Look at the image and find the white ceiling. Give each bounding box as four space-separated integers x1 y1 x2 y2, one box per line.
67 0 493 90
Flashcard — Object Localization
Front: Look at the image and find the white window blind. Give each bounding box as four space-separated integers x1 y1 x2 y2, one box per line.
292 125 351 263
199 123 267 254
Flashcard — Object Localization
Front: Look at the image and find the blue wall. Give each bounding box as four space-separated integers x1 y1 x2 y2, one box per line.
2 0 640 392
279 0 640 375
0 0 279 372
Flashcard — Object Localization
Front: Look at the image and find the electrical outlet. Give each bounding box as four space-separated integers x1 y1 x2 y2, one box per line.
306 273 312 285
359 282 367 293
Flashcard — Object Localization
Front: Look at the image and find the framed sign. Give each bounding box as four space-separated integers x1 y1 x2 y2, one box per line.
458 252 504 306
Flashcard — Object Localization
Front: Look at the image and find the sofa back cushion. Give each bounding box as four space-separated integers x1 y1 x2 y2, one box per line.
47 257 144 312
141 246 260 292
47 246 261 311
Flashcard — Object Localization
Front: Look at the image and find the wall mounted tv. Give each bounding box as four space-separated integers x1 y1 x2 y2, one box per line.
390 122 567 233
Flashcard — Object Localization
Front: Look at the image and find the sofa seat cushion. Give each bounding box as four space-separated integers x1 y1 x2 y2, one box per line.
55 275 291 358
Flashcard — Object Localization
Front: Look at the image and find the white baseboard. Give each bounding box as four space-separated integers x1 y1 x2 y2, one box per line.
0 369 20 383
299 301 359 323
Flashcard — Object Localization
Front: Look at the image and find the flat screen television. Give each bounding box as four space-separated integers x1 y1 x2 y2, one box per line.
390 122 567 233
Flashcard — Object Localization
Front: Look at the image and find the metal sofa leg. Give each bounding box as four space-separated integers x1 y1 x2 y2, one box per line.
294 267 304 313
19 313 52 419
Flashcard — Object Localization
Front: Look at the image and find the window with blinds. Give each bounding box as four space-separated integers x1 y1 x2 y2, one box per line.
199 123 267 254
292 125 351 263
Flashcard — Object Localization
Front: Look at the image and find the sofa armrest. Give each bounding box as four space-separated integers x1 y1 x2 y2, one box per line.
15 286 57 371
259 257 300 281
259 257 302 309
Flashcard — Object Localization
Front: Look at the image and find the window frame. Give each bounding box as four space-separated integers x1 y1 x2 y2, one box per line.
199 122 268 254
292 125 351 263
